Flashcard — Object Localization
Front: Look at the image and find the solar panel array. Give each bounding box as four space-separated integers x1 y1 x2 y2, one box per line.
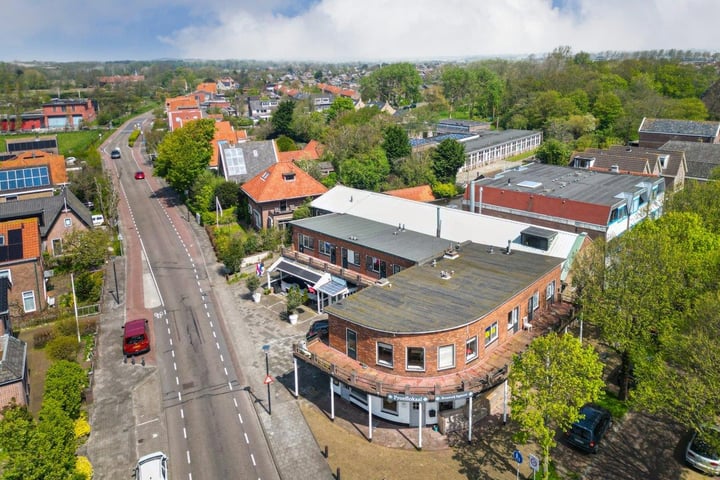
225 148 247 176
7 139 57 153
0 166 51 191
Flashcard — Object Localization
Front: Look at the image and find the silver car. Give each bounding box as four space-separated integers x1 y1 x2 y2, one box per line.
686 429 720 475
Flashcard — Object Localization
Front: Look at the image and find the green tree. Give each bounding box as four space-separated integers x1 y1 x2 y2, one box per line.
382 125 411 161
214 180 240 209
592 91 625 131
430 139 465 184
219 236 245 275
55 229 109 273
155 118 215 194
275 135 297 152
360 63 422 107
0 403 35 468
573 213 720 400
189 170 224 213
535 139 571 165
271 99 295 138
29 399 77 480
510 333 604 480
339 147 390 191
325 96 355 123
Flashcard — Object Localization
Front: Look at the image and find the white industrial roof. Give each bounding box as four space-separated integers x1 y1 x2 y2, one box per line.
312 185 585 262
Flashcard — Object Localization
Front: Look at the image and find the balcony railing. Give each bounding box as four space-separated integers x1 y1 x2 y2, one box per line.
280 247 376 288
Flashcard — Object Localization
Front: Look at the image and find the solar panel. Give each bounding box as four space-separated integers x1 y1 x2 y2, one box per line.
225 148 247 177
0 166 51 191
7 139 57 153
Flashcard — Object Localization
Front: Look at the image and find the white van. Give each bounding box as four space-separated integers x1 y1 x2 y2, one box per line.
91 214 104 227
134 451 168 480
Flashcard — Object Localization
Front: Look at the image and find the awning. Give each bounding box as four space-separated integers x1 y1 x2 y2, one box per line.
268 258 325 285
317 279 348 297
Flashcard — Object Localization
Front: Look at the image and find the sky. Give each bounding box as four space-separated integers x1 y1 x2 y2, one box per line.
2 0 719 63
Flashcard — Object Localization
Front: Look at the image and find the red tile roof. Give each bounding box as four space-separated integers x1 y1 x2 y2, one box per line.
165 95 198 110
241 161 328 203
317 83 359 99
276 140 324 163
196 82 218 94
384 185 435 202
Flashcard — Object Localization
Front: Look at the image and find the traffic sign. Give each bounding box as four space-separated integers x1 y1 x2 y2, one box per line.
513 449 523 464
264 375 274 385
529 454 539 471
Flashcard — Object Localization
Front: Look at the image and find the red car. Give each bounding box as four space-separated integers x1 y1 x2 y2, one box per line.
134 171 145 180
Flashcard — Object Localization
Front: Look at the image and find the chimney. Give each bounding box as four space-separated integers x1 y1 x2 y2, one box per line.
506 240 512 254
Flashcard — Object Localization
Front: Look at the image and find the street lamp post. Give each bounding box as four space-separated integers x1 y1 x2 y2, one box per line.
262 344 271 415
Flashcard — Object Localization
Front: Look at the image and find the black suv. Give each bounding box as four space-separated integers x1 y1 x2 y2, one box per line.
306 319 329 340
565 404 612 453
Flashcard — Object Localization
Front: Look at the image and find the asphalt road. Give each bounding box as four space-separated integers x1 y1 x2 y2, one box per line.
87 117 279 480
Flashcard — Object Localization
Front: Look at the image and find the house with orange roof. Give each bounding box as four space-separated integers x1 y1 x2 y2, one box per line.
276 140 324 163
165 95 199 111
0 150 68 201
196 82 218 95
241 161 328 229
168 109 203 132
383 185 435 202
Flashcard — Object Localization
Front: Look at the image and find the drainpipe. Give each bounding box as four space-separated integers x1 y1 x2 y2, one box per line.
436 207 441 238
470 180 475 213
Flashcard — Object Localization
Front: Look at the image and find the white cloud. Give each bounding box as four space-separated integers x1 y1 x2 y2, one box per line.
169 0 720 61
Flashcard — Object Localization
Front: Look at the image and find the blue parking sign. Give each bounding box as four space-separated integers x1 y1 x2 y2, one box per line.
513 450 523 464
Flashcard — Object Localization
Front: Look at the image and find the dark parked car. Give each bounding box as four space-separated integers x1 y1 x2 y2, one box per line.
686 428 720 475
565 404 612 453
306 319 328 340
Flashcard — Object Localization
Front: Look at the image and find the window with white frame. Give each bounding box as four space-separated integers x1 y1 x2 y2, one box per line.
508 306 519 330
484 322 498 346
406 347 425 371
347 249 360 266
466 337 478 361
366 255 381 273
0 270 10 283
532 291 540 310
299 233 314 251
377 342 393 367
64 218 72 227
438 344 455 370
22 291 36 313
546 281 555 300
319 241 332 256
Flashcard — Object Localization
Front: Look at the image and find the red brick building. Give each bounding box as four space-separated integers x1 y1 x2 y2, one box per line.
294 241 565 429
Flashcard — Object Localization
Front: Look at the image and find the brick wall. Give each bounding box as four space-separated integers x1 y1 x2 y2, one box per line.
293 225 416 280
327 265 561 377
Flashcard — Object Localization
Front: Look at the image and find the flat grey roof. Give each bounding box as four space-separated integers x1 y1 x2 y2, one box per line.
462 129 540 152
475 163 663 206
325 242 563 334
291 213 453 264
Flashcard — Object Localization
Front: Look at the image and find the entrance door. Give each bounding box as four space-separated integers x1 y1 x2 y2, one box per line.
346 329 357 360
379 260 387 278
341 248 348 269
409 402 421 427
508 306 519 333
330 246 337 264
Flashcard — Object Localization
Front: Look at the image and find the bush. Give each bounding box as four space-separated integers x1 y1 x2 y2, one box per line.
286 286 307 314
74 412 91 439
76 455 93 480
46 336 80 362
33 327 55 348
55 318 78 337
246 275 261 293
75 271 103 304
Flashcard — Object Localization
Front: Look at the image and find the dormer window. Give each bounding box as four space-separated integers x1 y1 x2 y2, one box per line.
658 155 669 169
